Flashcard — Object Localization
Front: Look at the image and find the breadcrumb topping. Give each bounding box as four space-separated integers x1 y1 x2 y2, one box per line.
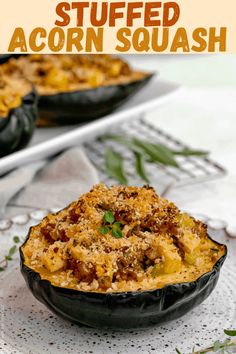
23 184 225 293
0 69 31 117
1 54 148 95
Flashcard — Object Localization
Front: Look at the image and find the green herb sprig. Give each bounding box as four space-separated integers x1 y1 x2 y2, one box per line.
101 135 208 185
175 329 236 354
0 235 21 272
105 148 127 185
98 210 123 239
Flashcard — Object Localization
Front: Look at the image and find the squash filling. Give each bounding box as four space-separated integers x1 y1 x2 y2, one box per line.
1 54 148 96
22 184 225 293
0 70 31 118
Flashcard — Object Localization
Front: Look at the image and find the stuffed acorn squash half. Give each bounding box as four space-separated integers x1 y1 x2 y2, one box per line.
20 184 226 329
0 70 37 157
3 54 153 125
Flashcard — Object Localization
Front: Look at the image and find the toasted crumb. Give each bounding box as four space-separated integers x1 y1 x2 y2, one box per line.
1 54 148 96
22 184 225 293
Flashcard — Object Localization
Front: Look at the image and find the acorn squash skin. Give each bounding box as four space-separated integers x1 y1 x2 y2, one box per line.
20 230 227 329
0 90 38 157
0 54 21 64
38 73 154 125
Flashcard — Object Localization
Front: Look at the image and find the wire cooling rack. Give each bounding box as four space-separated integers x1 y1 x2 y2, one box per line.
84 117 226 196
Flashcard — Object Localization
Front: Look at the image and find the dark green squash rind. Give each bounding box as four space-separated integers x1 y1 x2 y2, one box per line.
0 54 21 64
20 228 227 329
0 90 38 157
0 55 12 64
38 73 154 125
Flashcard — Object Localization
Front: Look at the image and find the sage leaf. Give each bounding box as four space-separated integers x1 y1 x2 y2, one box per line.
13 236 20 244
133 139 179 167
213 340 222 351
100 135 143 154
105 148 128 185
101 135 208 185
175 349 182 354
173 148 208 157
135 152 149 183
8 245 17 258
5 256 11 261
0 239 19 272
224 329 236 337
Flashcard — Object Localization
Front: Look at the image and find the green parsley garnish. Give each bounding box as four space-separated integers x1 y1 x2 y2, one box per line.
176 328 236 353
104 210 115 224
0 235 21 271
98 211 123 238
112 222 123 239
98 226 110 235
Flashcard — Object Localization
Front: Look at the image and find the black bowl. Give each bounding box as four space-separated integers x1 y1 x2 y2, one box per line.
20 230 227 329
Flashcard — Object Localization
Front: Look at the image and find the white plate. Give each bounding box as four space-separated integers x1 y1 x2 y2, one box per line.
0 212 235 354
0 78 180 175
